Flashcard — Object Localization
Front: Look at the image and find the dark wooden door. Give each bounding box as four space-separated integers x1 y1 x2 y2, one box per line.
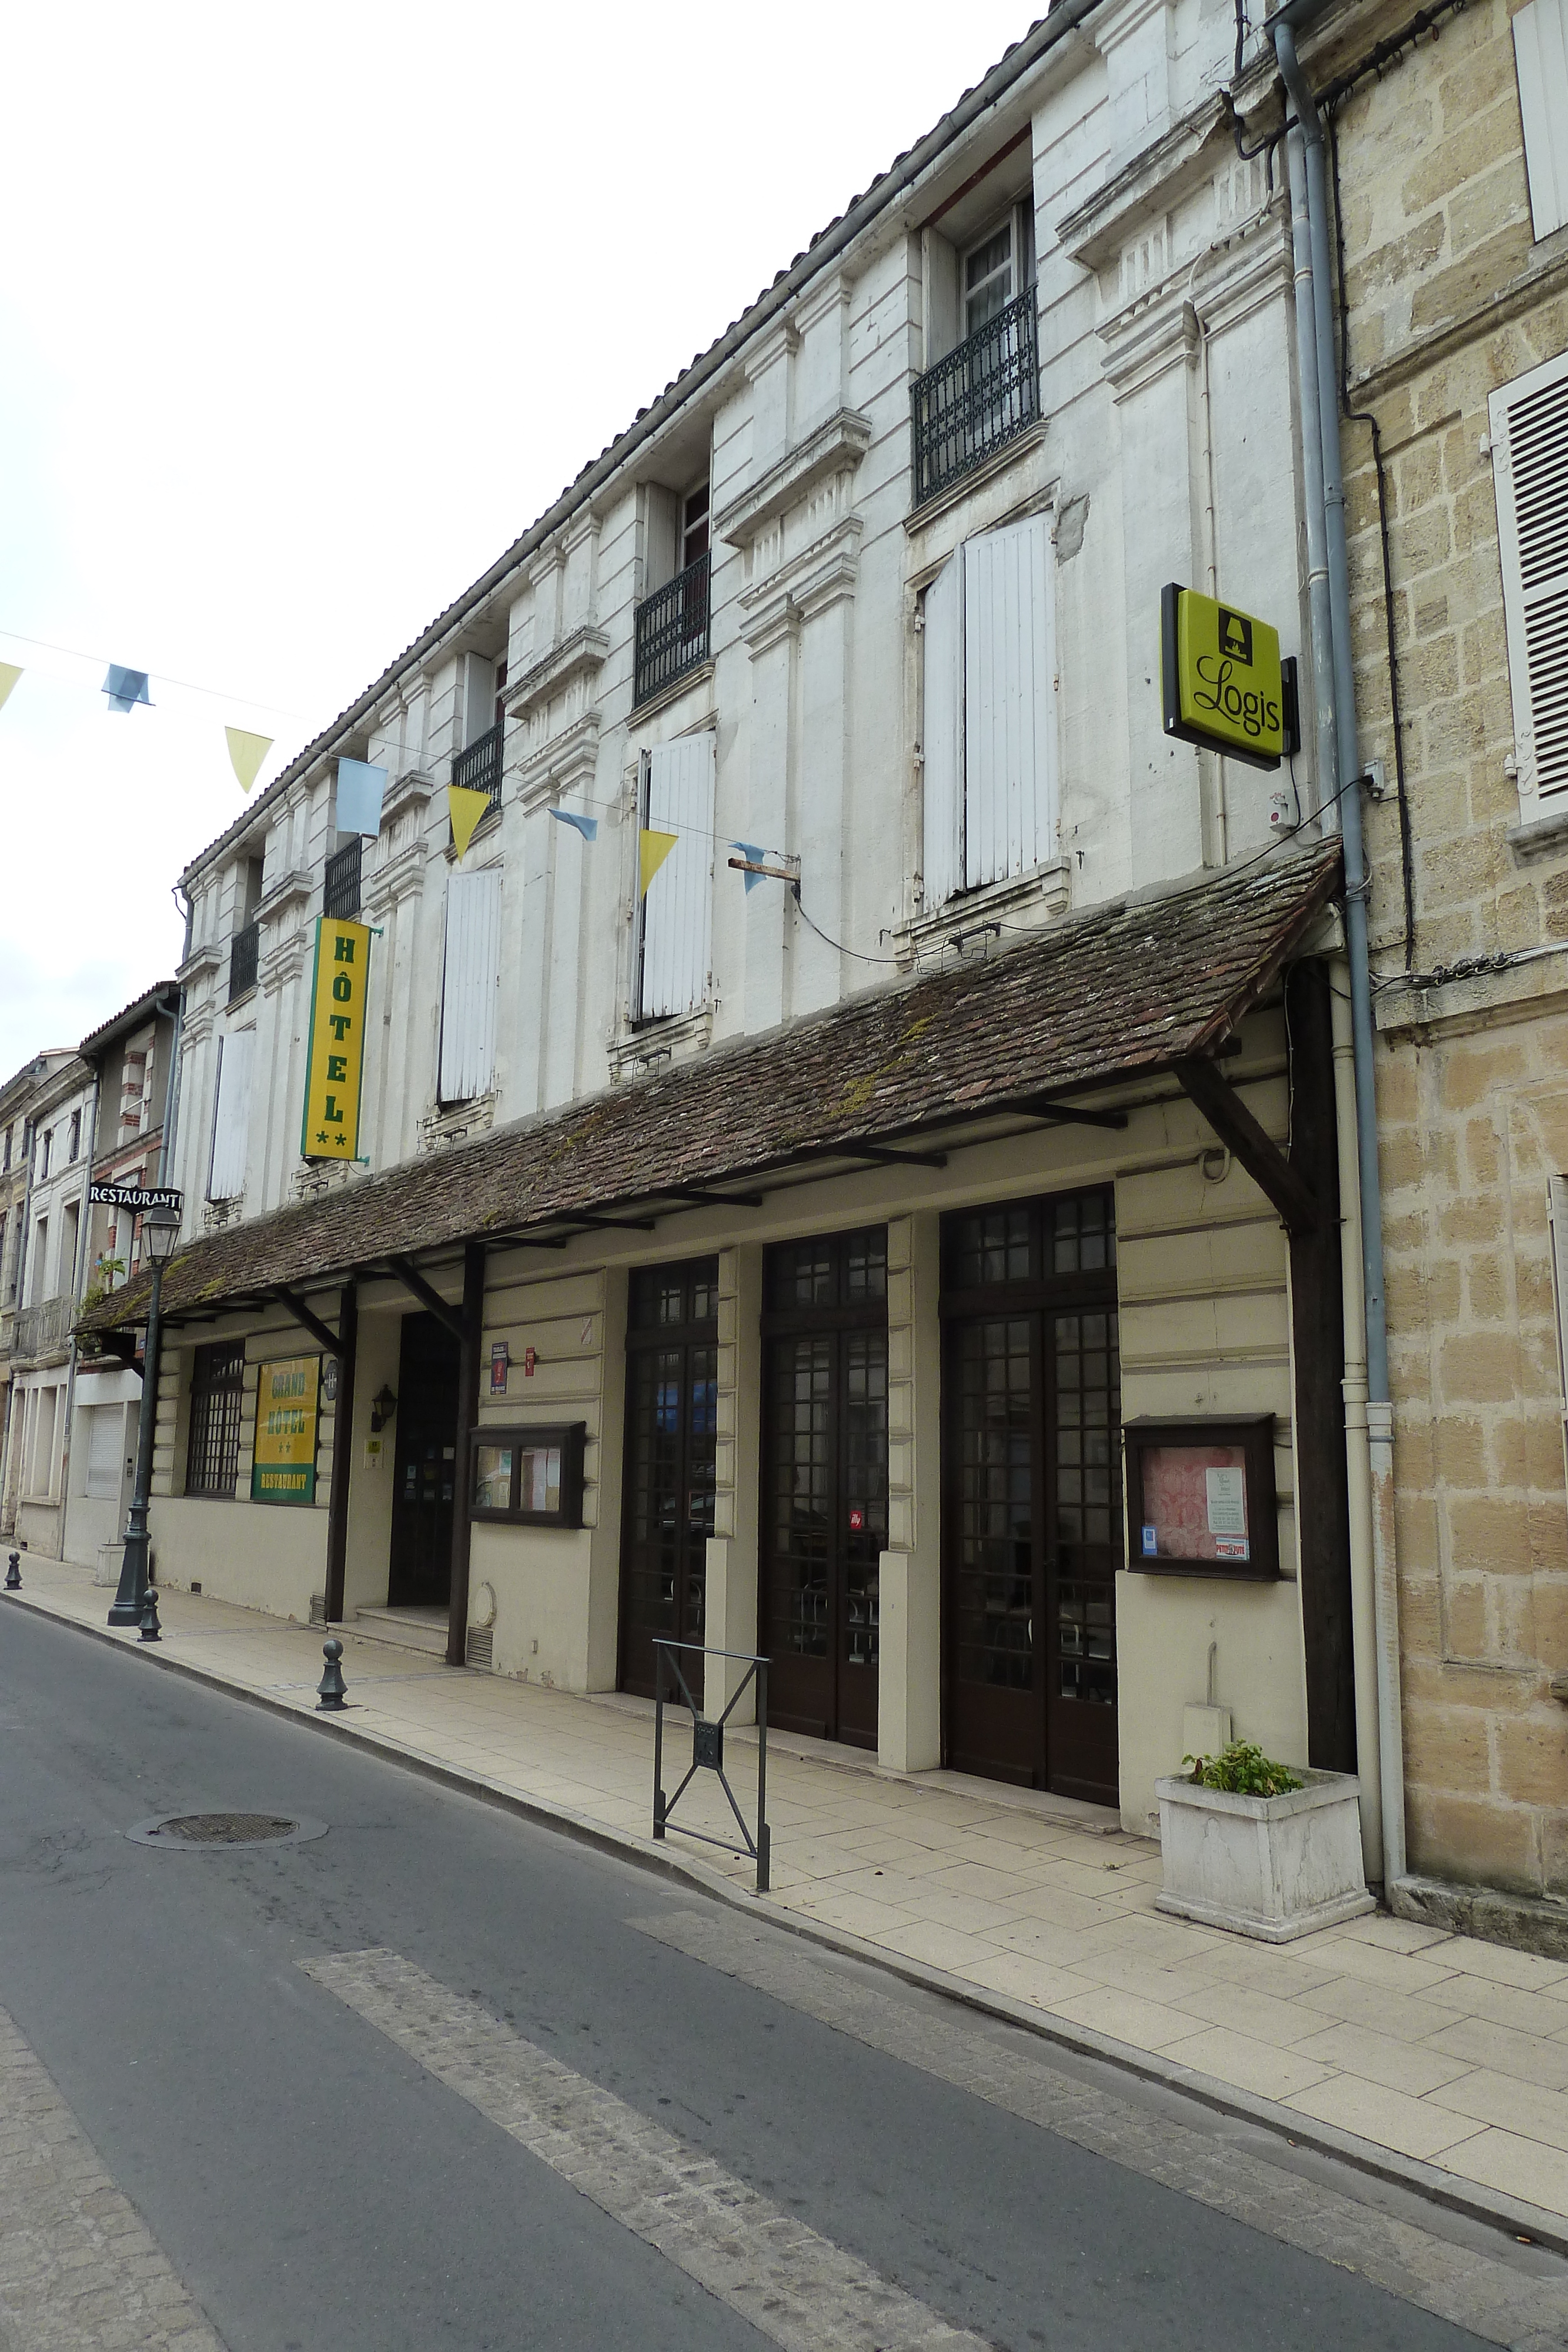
619 1260 719 1703
387 1312 461 1608
761 1230 888 1749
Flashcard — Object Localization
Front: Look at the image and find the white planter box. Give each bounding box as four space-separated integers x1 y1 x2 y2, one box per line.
1155 1768 1375 1943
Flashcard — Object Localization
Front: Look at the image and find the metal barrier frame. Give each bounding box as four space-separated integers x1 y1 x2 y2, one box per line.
652 1639 770 1893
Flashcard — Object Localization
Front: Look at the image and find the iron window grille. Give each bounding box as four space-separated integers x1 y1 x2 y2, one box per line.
910 287 1040 509
634 550 711 707
323 837 362 919
186 1341 246 1496
228 921 260 1003
452 720 503 811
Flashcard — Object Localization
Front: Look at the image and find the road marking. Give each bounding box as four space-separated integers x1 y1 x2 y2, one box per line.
302 1947 985 2352
0 1994 225 2351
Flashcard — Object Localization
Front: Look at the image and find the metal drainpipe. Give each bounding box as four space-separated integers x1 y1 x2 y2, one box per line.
1274 14 1406 1887
56 1067 101 1562
1283 125 1339 820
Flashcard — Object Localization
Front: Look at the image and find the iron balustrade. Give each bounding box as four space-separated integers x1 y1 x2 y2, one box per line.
652 1638 770 1892
323 837 362 919
910 288 1041 509
452 721 503 810
634 550 711 707
228 921 259 1003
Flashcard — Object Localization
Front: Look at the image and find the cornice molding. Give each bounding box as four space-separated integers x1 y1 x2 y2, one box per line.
506 624 610 721
1057 96 1230 275
1097 208 1289 401
364 838 427 915
381 767 435 828
739 515 863 654
177 943 223 987
516 710 602 814
259 868 314 928
716 408 872 550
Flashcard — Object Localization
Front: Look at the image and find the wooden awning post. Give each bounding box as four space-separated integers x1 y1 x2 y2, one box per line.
323 1282 357 1626
446 1244 486 1669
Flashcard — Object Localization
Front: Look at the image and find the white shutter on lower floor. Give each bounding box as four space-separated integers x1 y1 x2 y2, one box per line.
440 867 503 1102
207 1026 255 1201
1515 0 1568 240
638 732 716 1020
86 1404 125 1499
962 513 1056 889
1491 349 1568 807
921 554 963 909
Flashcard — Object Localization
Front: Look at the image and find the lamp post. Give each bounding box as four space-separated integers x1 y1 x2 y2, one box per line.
108 1201 181 1628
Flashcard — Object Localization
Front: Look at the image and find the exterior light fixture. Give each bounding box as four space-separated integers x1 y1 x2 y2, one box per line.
109 1198 185 1628
370 1385 398 1432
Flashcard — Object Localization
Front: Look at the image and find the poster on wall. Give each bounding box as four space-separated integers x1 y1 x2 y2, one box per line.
1123 1414 1279 1579
252 1356 320 1504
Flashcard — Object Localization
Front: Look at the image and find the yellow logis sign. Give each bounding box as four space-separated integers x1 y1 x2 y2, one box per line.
251 1355 320 1504
301 916 370 1162
1161 584 1292 770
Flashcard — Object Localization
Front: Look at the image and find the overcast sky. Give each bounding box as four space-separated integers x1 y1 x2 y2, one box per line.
0 2 1037 1083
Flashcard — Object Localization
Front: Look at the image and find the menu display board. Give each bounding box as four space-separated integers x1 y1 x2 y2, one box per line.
467 1423 585 1528
1123 1416 1278 1580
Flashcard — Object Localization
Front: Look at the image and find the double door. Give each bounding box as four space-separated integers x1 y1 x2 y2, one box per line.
387 1311 461 1609
619 1259 718 1703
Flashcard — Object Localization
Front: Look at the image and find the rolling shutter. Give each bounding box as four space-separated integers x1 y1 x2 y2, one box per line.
86 1404 125 1499
1492 350 1568 807
207 1026 255 1201
440 867 502 1102
921 554 964 908
638 733 716 1020
1515 0 1568 240
962 514 1056 888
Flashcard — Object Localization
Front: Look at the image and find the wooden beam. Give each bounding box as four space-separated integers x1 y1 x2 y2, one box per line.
323 1283 356 1627
1174 1056 1318 1236
660 1187 765 1212
445 1244 486 1669
848 1145 950 1170
271 1286 344 1358
1011 1096 1129 1131
381 1257 468 1342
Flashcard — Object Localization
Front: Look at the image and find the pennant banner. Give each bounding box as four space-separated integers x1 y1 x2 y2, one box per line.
104 665 151 713
226 727 273 794
336 756 387 836
732 840 767 893
639 827 678 898
0 663 21 714
449 785 492 861
549 807 598 842
300 916 370 1164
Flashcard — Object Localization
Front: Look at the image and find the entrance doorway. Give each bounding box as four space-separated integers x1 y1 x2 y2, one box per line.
387 1312 461 1609
619 1259 719 1702
761 1228 888 1749
942 1190 1122 1804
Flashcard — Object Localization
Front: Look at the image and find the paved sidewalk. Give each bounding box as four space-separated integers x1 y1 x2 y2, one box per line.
11 1556 1568 2242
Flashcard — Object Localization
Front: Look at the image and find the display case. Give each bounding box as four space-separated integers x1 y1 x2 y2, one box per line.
1122 1415 1279 1581
467 1422 586 1528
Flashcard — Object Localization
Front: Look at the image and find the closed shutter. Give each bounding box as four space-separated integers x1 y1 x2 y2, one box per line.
440 867 503 1102
1492 349 1568 807
86 1404 125 1499
1550 1177 1568 1485
922 554 964 908
207 1026 255 1201
1515 0 1568 240
963 514 1056 889
638 733 716 1020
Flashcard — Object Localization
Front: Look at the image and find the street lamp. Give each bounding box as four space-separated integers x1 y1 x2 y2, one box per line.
108 1202 182 1628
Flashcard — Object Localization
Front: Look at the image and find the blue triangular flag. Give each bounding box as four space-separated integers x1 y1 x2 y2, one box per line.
550 807 598 841
733 841 767 893
336 756 387 836
103 665 151 713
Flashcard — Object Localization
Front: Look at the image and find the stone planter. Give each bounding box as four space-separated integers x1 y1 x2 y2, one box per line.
1154 1768 1375 1942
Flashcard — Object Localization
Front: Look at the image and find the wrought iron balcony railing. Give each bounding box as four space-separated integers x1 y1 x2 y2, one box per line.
634 550 711 707
452 721 503 810
910 288 1041 509
229 920 260 1003
323 837 362 919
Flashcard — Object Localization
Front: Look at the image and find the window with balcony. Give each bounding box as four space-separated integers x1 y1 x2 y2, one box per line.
633 731 716 1022
323 836 362 918
911 210 1039 508
451 650 507 813
635 482 711 706
229 854 263 1003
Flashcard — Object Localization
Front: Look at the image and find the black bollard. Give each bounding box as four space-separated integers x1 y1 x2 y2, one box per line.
316 1638 347 1712
138 1585 162 1643
4 1553 19 1592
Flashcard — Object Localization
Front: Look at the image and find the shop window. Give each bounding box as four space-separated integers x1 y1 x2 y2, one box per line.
186 1341 246 1496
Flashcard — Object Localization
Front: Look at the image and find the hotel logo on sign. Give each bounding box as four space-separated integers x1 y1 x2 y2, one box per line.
250 1355 320 1505
300 917 370 1162
1160 584 1297 771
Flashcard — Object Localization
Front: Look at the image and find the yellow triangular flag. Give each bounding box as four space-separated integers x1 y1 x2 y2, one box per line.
0 663 21 713
450 786 492 860
639 828 678 898
226 727 273 793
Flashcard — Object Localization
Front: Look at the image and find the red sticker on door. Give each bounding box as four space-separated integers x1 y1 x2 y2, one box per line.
849 1508 864 1531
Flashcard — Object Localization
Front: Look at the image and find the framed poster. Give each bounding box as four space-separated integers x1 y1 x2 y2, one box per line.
467 1423 586 1528
1122 1415 1278 1579
251 1356 320 1505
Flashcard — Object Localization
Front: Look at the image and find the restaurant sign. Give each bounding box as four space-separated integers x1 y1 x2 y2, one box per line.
251 1355 320 1505
87 1182 182 1213
1161 584 1296 770
300 916 370 1162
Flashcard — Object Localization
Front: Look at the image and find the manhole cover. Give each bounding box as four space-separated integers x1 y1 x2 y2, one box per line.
127 1811 328 1850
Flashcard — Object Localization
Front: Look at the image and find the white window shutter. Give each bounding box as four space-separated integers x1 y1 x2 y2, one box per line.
962 514 1056 889
207 1027 255 1201
1549 1177 1568 1486
1515 0 1568 240
440 867 502 1102
922 555 963 908
639 733 716 1019
1491 350 1568 808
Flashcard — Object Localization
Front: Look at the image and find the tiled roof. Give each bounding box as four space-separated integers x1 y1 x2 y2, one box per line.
84 840 1342 1334
79 981 179 1060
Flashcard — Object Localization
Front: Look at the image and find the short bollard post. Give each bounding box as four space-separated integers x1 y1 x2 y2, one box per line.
138 1586 161 1643
317 1638 347 1712
4 1552 20 1592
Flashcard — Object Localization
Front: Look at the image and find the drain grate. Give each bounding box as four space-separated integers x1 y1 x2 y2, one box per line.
128 1810 328 1850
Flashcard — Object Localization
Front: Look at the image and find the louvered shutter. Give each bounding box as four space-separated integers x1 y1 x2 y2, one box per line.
440 867 502 1102
962 514 1057 888
207 1026 255 1201
638 733 716 1020
1515 0 1568 240
922 555 963 908
1492 350 1568 807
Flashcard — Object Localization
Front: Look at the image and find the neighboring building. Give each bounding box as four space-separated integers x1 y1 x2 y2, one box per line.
63 983 181 1574
85 1 1394 1856
0 1051 73 1537
6 1053 94 1556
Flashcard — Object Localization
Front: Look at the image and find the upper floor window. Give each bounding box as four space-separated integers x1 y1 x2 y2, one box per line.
2 1124 11 1172
912 204 1039 509
452 652 506 812
208 1028 256 1203
635 479 713 707
633 732 716 1023
1490 348 1568 821
229 854 263 1003
1514 0 1568 240
323 836 362 920
964 221 1017 335
440 867 502 1106
39 1128 51 1180
67 1110 80 1162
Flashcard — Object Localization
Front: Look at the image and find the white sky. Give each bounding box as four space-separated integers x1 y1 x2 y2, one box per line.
0 1 1037 1083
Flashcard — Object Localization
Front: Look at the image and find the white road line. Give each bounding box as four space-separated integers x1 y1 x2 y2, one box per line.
302 1947 987 2352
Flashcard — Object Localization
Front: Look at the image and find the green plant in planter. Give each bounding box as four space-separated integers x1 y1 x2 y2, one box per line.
1182 1739 1302 1797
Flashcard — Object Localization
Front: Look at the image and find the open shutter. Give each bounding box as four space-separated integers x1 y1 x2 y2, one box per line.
922 554 963 908
207 1026 255 1201
1492 350 1568 808
638 733 716 1019
962 513 1055 889
440 867 502 1102
1515 0 1568 240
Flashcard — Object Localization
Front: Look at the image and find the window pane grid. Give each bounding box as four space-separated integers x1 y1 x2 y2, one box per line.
186 1342 245 1496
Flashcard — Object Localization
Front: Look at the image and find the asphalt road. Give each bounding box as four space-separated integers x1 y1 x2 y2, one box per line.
0 1602 1557 2352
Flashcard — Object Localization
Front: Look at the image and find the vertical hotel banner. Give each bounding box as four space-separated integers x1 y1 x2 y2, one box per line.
301 916 370 1161
251 1357 320 1504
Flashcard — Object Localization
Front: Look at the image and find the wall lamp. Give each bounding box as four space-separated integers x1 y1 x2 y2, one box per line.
370 1385 398 1433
